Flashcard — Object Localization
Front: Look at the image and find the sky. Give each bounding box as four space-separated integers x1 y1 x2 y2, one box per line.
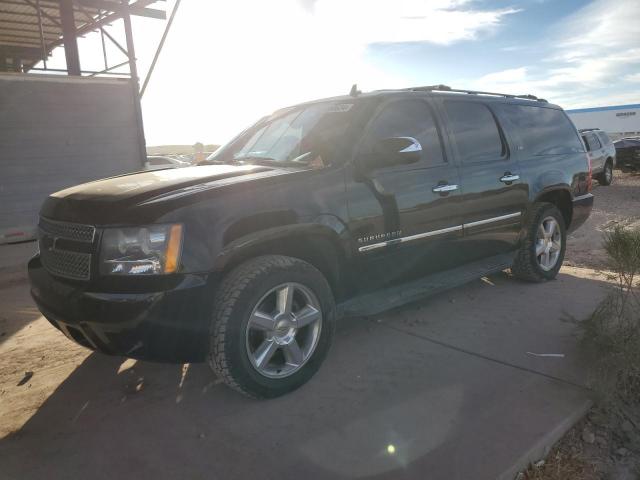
43 0 640 146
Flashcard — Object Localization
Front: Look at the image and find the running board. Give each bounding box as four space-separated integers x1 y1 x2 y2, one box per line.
337 253 515 318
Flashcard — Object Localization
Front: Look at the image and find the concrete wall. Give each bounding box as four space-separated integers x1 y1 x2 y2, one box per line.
0 73 145 244
566 104 640 140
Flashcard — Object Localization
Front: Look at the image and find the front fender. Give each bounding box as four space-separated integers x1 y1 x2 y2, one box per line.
212 221 351 273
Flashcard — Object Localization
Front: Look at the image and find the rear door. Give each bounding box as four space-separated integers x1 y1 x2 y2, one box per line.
435 99 528 262
347 97 464 290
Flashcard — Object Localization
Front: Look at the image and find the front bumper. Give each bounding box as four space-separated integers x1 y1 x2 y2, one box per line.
569 193 594 233
28 255 214 362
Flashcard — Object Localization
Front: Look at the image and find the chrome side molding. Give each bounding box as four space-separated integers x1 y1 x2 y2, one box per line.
358 211 522 252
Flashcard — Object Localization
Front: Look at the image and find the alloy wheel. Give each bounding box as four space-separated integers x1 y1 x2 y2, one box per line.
535 216 561 271
245 282 322 378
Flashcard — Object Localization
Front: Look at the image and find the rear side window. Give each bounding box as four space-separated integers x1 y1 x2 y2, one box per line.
443 101 505 163
597 131 611 146
586 133 602 151
363 99 445 167
498 105 584 156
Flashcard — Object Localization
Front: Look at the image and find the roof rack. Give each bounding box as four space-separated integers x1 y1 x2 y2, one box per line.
406 84 548 103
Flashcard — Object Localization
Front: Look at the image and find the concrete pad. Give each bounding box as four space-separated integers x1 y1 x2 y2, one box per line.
378 266 612 387
1 312 590 480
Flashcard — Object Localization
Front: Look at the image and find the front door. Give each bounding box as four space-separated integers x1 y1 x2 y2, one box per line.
346 97 464 292
435 98 528 262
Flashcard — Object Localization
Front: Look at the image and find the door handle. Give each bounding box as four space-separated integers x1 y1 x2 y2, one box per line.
432 184 459 193
499 174 520 183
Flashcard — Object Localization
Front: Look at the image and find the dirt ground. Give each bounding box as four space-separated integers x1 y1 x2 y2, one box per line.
0 172 638 478
565 172 640 269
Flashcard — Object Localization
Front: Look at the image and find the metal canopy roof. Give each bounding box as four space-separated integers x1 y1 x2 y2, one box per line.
0 0 165 73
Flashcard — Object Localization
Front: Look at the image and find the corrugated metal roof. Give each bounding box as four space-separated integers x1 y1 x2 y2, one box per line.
0 0 163 72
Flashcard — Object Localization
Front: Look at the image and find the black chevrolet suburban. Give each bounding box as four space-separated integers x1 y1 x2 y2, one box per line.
29 85 594 398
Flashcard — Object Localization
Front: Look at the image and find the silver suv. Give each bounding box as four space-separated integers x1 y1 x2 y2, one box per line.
580 128 616 186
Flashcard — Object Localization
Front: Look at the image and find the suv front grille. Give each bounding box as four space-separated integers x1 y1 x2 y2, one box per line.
38 217 95 243
39 218 96 281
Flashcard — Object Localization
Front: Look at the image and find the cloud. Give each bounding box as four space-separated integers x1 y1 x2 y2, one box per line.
469 0 640 108
138 0 519 144
310 0 520 46
476 67 528 84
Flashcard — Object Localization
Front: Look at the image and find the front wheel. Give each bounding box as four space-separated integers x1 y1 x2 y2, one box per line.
209 255 336 398
512 203 566 282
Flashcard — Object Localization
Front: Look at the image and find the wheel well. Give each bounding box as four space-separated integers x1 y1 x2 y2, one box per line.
220 234 346 300
605 157 613 166
536 190 572 228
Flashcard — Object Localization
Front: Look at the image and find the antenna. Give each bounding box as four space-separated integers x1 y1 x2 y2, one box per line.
349 84 360 97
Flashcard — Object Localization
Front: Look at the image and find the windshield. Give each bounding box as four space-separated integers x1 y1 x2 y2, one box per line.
205 101 358 167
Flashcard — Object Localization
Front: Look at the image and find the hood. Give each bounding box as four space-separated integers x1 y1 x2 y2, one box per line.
41 164 299 225
50 164 283 204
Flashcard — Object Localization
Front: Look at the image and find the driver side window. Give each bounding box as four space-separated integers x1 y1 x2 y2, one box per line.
361 99 445 168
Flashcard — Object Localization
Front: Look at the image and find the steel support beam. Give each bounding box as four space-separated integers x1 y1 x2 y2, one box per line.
59 0 80 74
121 0 147 167
140 0 180 97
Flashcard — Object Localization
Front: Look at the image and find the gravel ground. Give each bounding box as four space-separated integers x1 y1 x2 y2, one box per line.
566 171 640 270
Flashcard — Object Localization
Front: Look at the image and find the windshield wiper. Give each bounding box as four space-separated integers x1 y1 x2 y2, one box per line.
232 156 278 165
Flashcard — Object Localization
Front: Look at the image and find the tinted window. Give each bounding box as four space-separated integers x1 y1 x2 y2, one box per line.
587 133 602 151
597 131 611 146
443 101 505 163
498 105 584 156
364 99 445 167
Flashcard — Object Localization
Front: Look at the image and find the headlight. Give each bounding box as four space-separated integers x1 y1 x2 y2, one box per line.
100 224 183 275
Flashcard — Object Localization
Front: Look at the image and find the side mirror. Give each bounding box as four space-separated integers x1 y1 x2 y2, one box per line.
371 136 422 168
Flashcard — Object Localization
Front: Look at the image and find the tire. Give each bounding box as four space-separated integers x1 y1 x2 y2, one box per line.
209 255 336 398
512 203 567 282
598 161 613 186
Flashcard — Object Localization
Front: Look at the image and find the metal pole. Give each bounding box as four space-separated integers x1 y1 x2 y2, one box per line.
35 0 47 69
140 0 181 98
98 8 108 70
122 0 148 167
59 0 80 75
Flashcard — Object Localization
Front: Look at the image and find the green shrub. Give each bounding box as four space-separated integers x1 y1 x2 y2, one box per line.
583 226 640 404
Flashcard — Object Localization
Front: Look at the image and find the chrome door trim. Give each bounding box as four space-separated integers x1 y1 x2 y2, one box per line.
358 225 463 252
463 212 521 229
357 212 522 253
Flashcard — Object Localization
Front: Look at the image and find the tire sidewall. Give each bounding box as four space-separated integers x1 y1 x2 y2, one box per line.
212 258 335 398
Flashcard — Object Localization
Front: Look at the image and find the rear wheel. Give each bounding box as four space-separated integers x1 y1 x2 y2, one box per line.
209 255 336 398
599 161 613 185
512 203 566 282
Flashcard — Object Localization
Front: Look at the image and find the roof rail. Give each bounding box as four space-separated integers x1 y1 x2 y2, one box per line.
407 84 548 103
